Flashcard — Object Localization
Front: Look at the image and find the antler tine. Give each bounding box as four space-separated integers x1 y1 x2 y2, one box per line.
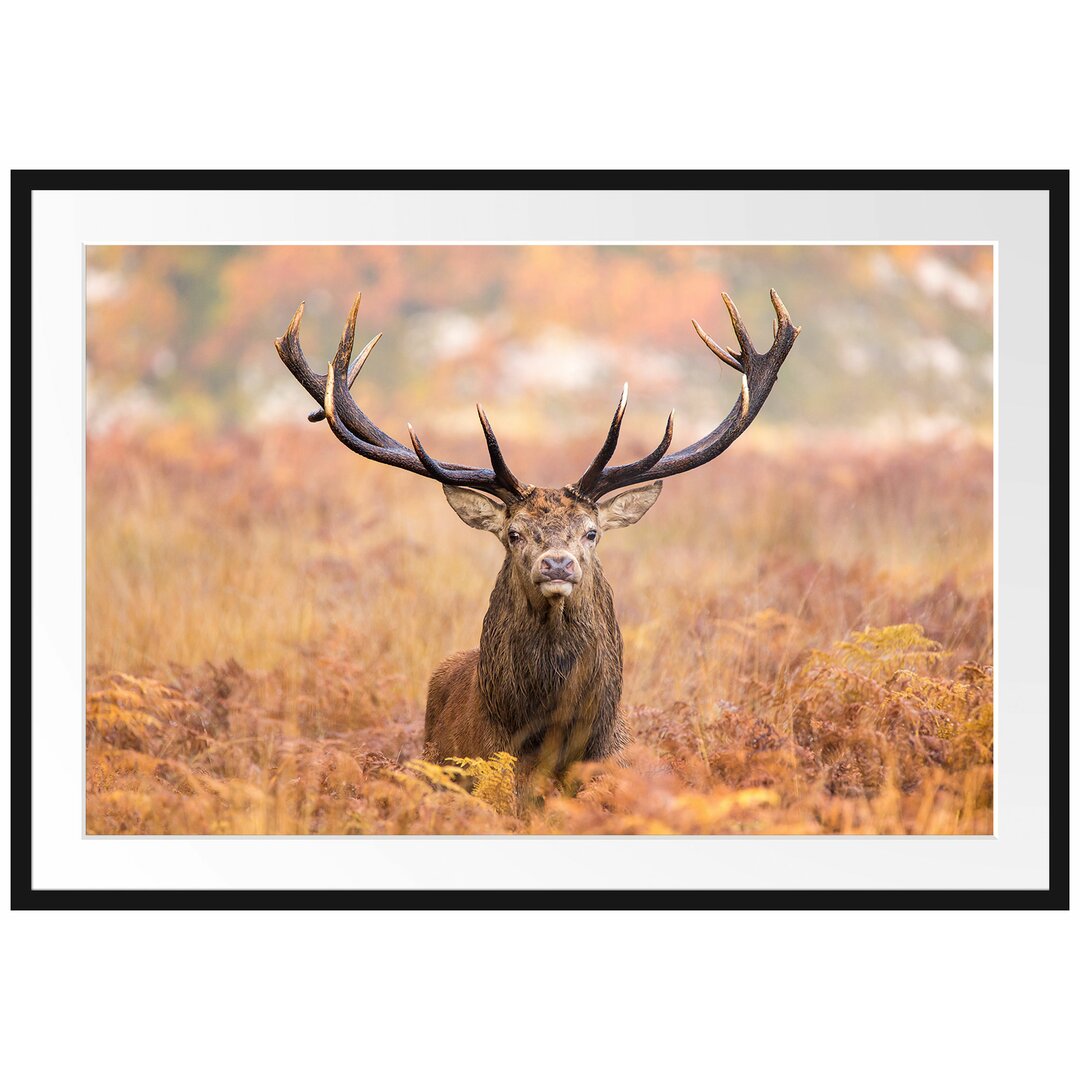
308 332 383 422
721 292 757 361
275 301 323 400
574 383 628 494
691 320 744 373
338 292 361 368
407 422 523 503
407 425 459 484
769 288 801 343
476 405 530 499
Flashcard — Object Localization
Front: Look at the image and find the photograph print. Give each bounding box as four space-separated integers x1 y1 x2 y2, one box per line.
85 242 994 837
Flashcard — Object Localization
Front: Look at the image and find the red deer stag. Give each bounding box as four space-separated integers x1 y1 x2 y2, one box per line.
277 290 800 776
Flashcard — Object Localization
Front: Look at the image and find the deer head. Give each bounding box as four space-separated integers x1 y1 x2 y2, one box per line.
440 481 663 607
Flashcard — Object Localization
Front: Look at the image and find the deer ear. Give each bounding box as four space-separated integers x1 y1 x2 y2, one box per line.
596 480 663 531
442 486 507 534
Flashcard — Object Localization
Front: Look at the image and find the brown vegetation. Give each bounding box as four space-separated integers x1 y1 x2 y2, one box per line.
86 424 993 834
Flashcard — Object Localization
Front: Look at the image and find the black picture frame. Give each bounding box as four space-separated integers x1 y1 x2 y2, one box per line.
10 168 1068 911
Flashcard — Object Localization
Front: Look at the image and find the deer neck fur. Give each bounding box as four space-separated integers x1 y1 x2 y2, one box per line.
476 557 624 754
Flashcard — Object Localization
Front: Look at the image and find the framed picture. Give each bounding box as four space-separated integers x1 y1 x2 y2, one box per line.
12 170 1066 909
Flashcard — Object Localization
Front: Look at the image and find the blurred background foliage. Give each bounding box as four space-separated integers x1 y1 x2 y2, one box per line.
86 245 993 443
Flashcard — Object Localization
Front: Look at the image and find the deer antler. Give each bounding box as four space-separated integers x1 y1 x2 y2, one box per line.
277 294 531 503
572 290 800 500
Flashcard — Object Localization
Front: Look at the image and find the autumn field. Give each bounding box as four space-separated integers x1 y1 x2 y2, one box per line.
86 422 993 835
85 242 994 834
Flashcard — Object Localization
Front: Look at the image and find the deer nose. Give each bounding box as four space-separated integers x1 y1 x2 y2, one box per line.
540 554 577 581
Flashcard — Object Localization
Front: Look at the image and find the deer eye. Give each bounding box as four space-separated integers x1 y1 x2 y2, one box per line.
507 529 522 544
586 529 598 542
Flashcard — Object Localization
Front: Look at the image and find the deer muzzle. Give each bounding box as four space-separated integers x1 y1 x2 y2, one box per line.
535 552 581 598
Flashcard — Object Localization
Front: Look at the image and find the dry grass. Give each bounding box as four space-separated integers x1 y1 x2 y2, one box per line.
86 423 993 834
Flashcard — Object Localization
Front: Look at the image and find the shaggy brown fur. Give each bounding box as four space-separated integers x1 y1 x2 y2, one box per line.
423 484 659 776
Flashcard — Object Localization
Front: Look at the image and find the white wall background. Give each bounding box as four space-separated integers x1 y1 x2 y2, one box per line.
1 4 1075 1079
